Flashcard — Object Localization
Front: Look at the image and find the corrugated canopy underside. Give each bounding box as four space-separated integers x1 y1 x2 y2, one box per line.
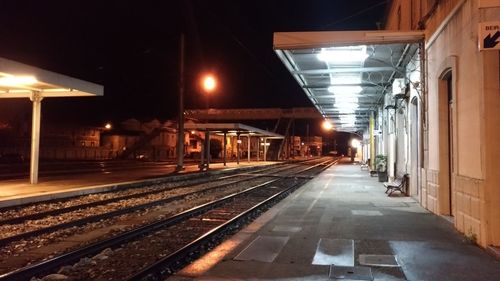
274 31 423 133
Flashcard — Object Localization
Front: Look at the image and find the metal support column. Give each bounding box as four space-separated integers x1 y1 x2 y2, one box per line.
247 134 251 163
205 130 210 169
200 135 205 170
256 137 260 161
263 137 268 162
223 131 227 166
236 133 240 164
30 91 43 184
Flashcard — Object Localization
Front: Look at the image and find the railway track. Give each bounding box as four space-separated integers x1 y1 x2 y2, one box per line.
0 158 335 279
0 158 319 225
0 160 315 231
0 158 336 280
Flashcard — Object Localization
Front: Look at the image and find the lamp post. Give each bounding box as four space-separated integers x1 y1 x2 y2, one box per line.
200 74 217 170
176 33 185 171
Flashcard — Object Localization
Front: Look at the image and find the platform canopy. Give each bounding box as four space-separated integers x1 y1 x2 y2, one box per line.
0 57 103 184
184 123 284 139
274 30 424 133
0 57 103 98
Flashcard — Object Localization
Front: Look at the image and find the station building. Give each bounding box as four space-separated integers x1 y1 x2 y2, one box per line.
274 0 500 249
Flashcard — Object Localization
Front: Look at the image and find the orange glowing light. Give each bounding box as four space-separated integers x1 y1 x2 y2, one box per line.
201 74 217 93
322 120 333 131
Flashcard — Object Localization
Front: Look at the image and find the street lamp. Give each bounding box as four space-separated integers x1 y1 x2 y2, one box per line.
322 120 333 131
104 123 112 130
321 120 335 156
202 74 217 93
201 74 217 108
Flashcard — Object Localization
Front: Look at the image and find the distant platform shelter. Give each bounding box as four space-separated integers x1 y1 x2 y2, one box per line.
184 122 283 167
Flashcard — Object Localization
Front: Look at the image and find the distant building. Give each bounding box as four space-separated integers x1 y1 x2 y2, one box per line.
0 122 111 160
0 116 323 162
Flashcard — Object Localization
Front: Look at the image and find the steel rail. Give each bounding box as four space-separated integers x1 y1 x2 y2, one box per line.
127 158 338 280
0 179 279 281
0 174 275 247
0 158 337 280
0 162 285 212
129 180 301 281
0 159 321 225
0 174 250 225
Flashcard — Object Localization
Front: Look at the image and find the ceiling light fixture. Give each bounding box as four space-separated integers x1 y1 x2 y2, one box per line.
328 85 363 95
317 46 369 64
330 74 362 85
0 75 38 87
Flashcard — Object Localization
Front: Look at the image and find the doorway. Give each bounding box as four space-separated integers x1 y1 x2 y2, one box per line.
439 69 454 216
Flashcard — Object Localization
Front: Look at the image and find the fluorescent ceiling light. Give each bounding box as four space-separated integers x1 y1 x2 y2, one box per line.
335 96 358 104
328 85 363 95
340 122 355 127
338 108 356 114
340 116 356 124
340 116 356 122
317 46 369 64
330 74 362 85
334 102 359 109
0 75 38 87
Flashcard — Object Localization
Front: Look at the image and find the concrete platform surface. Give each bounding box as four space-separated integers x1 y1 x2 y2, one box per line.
0 160 279 208
169 160 500 281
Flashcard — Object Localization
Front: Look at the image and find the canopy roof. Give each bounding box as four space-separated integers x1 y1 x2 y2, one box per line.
0 57 103 98
184 123 284 139
274 30 424 133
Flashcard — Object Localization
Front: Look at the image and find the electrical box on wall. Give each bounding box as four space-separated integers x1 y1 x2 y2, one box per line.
392 78 407 99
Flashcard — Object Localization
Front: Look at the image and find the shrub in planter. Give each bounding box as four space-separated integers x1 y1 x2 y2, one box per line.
376 155 388 182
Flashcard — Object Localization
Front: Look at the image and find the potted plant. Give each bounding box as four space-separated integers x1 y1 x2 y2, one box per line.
375 155 388 182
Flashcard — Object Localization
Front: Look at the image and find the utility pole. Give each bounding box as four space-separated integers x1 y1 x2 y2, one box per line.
176 33 185 171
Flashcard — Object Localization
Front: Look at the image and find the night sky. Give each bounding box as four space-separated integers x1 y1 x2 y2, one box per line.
0 0 388 128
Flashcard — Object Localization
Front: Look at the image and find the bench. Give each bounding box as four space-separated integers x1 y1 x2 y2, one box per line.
384 174 408 196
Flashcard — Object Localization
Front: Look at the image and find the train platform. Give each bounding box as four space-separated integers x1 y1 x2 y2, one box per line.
169 159 500 281
0 160 280 208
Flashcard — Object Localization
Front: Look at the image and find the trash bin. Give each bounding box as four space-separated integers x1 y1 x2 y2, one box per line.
378 171 388 182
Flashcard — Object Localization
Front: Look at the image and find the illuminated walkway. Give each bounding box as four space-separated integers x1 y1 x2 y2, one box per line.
170 159 500 281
